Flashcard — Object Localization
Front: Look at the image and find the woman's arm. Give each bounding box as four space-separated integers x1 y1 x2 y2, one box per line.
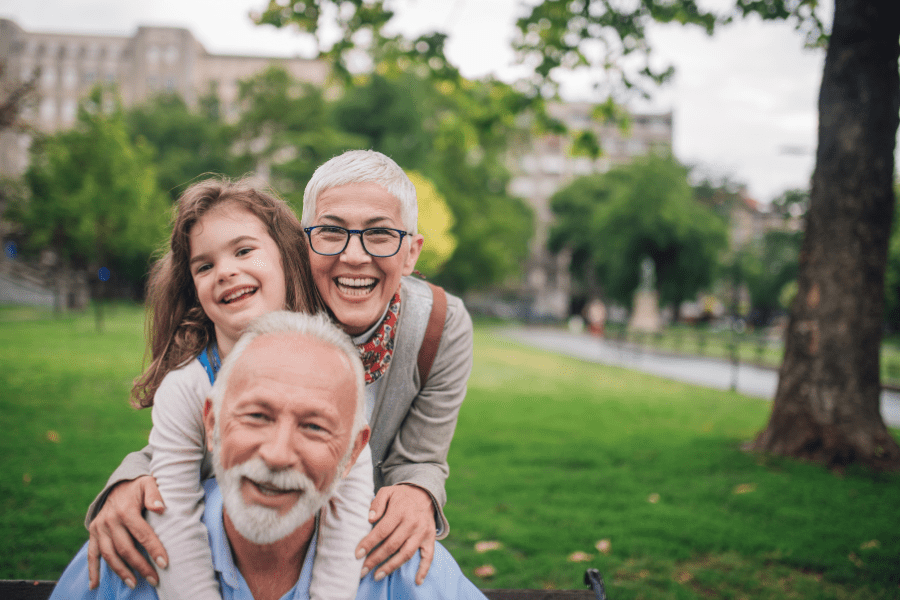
358 296 474 583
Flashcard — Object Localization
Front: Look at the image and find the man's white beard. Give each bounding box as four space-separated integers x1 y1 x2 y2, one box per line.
214 454 340 545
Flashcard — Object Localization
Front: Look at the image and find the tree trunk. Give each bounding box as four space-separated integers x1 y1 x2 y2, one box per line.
751 0 900 470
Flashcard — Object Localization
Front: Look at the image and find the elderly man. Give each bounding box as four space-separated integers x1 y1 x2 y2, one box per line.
89 150 474 588
51 312 486 600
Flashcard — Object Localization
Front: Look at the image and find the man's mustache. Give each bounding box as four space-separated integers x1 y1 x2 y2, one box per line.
228 457 315 496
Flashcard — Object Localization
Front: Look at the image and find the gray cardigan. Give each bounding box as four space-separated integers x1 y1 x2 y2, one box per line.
86 276 474 538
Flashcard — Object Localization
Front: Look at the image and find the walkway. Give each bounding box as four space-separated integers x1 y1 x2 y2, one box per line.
497 326 900 429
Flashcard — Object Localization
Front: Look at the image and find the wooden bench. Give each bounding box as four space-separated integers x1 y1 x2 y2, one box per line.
0 580 599 599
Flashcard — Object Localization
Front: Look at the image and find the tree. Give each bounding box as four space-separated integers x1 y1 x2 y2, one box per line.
9 88 169 319
514 0 900 470
231 66 363 208
751 1 900 470
406 171 456 277
0 62 38 221
731 188 806 325
739 229 801 325
549 155 727 314
125 91 235 200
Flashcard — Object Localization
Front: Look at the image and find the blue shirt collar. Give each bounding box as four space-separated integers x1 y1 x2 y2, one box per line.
202 479 318 600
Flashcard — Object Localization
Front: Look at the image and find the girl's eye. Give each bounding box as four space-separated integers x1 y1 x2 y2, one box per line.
196 263 212 274
236 247 254 257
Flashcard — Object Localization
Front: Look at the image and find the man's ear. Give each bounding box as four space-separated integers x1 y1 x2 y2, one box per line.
342 425 371 478
203 398 215 452
401 234 424 276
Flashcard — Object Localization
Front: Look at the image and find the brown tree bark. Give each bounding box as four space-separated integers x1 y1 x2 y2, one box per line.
752 0 900 470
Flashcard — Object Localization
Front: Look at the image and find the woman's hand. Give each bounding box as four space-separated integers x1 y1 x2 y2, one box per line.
355 484 436 585
87 475 168 590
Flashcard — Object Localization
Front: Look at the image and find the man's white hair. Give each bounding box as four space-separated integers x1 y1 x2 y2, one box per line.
301 149 418 235
208 310 366 437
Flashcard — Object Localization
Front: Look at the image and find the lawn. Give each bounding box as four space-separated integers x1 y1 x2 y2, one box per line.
1 305 899 599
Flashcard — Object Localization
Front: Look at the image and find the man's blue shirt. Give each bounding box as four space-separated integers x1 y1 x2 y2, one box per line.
51 479 486 600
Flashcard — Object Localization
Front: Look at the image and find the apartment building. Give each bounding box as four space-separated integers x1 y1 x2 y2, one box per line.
0 18 328 176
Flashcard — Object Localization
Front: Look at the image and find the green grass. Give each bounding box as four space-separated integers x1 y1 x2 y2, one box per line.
2 306 899 599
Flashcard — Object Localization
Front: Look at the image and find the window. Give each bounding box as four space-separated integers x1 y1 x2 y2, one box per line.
40 99 55 123
63 67 77 89
41 67 56 86
61 100 76 124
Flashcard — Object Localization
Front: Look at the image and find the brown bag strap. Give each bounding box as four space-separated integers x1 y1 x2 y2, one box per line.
417 282 447 387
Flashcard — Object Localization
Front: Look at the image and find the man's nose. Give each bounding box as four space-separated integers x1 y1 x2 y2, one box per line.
257 420 297 470
340 233 372 265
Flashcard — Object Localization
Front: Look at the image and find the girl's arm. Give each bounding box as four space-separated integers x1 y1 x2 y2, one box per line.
147 360 222 600
309 443 374 600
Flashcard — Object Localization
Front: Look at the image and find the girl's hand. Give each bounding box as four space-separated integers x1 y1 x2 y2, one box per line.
355 484 436 585
87 475 168 590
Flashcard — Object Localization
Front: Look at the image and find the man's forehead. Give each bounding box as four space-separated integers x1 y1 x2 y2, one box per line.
224 332 356 411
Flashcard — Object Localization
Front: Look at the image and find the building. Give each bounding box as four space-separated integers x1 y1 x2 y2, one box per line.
508 101 674 319
0 18 328 177
729 188 799 249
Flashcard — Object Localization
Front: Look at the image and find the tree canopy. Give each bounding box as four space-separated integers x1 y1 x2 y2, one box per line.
125 91 234 200
550 155 727 309
10 88 169 294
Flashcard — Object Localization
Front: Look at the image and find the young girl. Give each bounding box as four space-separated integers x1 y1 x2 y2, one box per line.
127 178 372 600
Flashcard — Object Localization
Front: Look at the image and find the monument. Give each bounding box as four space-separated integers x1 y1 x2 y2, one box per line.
628 257 661 333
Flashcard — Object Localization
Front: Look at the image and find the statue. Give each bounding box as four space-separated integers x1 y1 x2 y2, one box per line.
629 256 661 333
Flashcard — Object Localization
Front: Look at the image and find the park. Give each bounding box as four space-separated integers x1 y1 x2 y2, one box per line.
1 0 900 598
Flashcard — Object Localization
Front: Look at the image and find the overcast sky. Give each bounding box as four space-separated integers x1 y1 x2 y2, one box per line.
2 0 834 203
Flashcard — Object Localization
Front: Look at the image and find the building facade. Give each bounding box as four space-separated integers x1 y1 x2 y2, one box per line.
508 101 674 319
0 18 328 177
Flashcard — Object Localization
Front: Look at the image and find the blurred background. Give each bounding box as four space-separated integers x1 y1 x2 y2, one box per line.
1 0 832 326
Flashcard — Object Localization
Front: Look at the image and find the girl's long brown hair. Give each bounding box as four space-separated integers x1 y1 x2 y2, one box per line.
131 177 324 408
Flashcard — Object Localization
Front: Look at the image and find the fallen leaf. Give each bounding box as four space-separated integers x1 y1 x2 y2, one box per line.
474 565 496 578
568 551 592 562
733 483 756 494
475 541 502 553
676 571 692 584
648 493 660 504
46 430 60 443
595 539 611 555
860 540 880 550
23 473 31 485
848 553 864 568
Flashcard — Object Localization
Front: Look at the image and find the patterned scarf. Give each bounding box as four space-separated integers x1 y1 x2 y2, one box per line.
357 292 401 384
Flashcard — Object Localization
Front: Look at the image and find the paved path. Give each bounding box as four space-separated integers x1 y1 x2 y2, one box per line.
497 326 900 429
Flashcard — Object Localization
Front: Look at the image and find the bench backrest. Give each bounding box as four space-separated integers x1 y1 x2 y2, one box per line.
0 580 598 600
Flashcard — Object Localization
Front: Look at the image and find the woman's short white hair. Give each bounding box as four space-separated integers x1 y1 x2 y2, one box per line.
208 311 366 437
301 150 418 235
